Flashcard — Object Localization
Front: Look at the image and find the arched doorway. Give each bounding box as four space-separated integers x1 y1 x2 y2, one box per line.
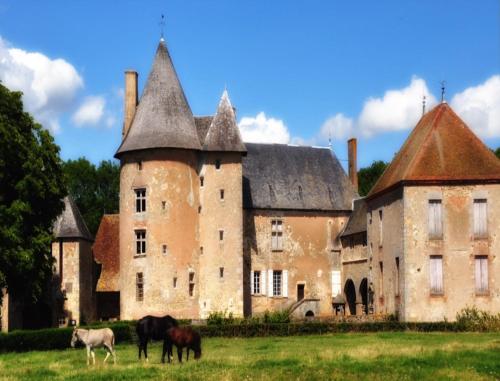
359 278 368 315
344 279 356 315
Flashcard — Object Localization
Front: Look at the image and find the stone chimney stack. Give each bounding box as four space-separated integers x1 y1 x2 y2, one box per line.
123 70 138 139
348 138 358 192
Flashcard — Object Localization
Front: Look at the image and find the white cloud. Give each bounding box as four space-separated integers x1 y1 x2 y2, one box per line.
358 76 437 137
0 37 83 132
72 96 106 126
238 112 290 144
320 113 355 141
450 75 500 138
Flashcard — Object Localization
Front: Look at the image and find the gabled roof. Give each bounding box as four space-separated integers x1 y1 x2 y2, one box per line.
93 214 119 292
341 198 367 237
53 196 93 241
368 103 500 198
115 40 201 157
243 143 357 211
203 90 246 152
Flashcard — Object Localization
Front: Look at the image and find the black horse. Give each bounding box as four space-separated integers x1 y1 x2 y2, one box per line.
162 326 202 364
136 315 178 361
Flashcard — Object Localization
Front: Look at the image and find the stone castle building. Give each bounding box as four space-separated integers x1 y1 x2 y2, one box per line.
2 38 499 331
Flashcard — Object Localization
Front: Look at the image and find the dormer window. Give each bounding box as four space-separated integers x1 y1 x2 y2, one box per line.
215 159 221 170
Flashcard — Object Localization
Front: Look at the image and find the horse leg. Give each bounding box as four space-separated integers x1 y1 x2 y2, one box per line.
144 340 149 362
138 342 142 360
186 348 190 362
104 351 110 364
91 348 96 365
86 346 91 366
177 346 182 363
161 340 167 364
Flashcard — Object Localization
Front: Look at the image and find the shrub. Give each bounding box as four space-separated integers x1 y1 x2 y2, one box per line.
262 309 291 324
456 307 500 332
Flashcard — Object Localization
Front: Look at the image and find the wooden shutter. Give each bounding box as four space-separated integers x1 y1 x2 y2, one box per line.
268 270 273 297
261 270 266 296
428 200 442 238
474 200 487 237
250 271 254 295
475 257 488 293
430 256 443 294
283 270 288 297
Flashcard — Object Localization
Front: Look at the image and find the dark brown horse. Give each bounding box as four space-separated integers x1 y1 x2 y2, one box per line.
136 315 178 361
162 326 202 363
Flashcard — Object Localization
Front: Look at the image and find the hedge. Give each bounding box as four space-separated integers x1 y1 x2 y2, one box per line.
0 320 490 353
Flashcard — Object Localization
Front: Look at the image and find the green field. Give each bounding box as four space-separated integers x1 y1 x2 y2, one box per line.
0 332 498 380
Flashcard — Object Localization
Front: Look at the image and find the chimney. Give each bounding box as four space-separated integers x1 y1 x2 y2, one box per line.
348 138 358 192
123 70 138 139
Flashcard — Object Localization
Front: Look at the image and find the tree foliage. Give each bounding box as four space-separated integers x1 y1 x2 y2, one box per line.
495 147 500 159
357 160 389 196
0 84 66 301
62 158 119 235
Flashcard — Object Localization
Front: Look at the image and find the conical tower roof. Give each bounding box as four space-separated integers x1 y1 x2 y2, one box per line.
53 196 93 241
203 90 246 152
368 103 500 198
115 40 201 157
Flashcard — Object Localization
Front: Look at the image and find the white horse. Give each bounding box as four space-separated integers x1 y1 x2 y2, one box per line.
71 327 116 365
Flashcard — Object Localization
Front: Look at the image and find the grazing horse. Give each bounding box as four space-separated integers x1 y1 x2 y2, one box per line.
162 326 202 363
136 315 178 361
70 327 116 365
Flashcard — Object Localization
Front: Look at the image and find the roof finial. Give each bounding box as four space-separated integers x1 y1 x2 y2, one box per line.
440 80 446 103
159 14 166 42
422 94 426 116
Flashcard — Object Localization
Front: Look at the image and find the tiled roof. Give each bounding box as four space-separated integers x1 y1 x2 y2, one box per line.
93 214 119 292
368 103 500 198
115 40 201 157
341 198 367 237
53 196 93 241
243 143 357 211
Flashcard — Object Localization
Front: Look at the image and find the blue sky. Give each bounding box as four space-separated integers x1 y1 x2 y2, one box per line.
0 0 499 168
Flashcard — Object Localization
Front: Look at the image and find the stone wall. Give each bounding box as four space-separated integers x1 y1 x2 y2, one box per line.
119 150 201 320
341 233 369 315
244 209 350 318
403 184 500 321
198 153 244 318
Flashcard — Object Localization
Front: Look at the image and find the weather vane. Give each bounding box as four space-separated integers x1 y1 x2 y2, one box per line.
440 80 446 103
159 14 166 41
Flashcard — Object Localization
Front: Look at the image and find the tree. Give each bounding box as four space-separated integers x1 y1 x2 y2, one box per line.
357 160 389 196
495 148 500 159
62 158 119 235
0 83 66 302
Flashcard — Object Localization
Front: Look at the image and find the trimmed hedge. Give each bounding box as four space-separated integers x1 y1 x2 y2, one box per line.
0 320 496 353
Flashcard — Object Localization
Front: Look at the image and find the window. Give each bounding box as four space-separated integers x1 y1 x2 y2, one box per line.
273 270 282 296
135 230 146 255
200 176 204 187
219 267 224 278
369 211 372 225
271 220 283 251
252 271 261 294
429 256 443 295
173 277 177 288
136 272 144 301
162 201 166 210
379 262 384 297
475 256 488 294
331 270 341 297
135 189 146 213
162 244 168 255
198 205 202 214
219 230 224 241
200 246 204 255
189 272 195 297
473 199 487 238
395 257 400 297
215 159 221 170
378 210 383 245
428 200 443 239
137 161 143 171
220 189 224 200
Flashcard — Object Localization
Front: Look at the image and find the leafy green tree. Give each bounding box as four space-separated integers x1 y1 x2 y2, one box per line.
495 147 500 159
62 158 119 235
358 160 388 196
0 83 66 302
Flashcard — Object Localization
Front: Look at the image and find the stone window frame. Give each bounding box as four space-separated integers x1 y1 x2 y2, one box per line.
136 272 144 302
271 219 284 251
252 270 261 295
272 270 282 297
135 188 146 213
135 230 146 256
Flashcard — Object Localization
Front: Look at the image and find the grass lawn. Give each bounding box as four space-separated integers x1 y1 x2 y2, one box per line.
0 332 498 380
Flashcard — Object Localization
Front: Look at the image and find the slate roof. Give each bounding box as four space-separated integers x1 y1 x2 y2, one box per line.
93 214 120 292
341 198 367 237
242 143 357 211
203 90 246 152
115 40 201 157
53 196 93 241
194 116 213 147
368 103 500 198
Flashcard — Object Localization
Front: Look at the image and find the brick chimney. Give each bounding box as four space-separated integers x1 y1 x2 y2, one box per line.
348 138 358 192
123 70 138 139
